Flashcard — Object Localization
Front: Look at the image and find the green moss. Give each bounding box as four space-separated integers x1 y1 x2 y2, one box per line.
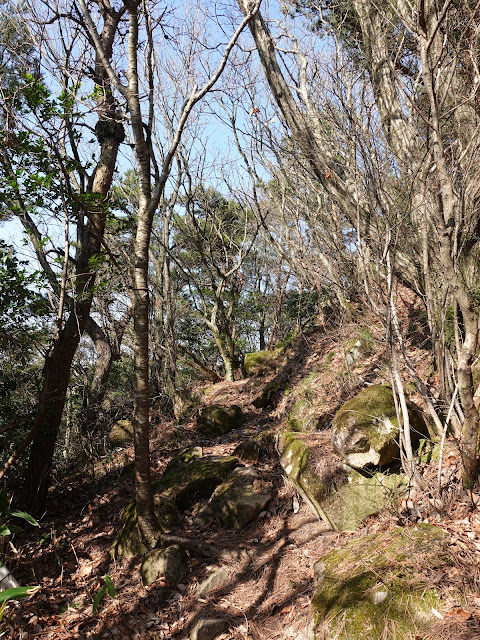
158 455 239 510
345 326 374 354
312 524 450 639
252 381 280 409
110 494 182 558
280 432 406 531
279 433 333 526
285 371 321 432
322 469 406 531
324 351 335 365
244 347 284 376
197 404 244 438
332 385 427 467
163 447 203 476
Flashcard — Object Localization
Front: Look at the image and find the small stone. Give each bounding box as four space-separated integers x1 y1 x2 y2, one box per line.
190 614 227 640
197 567 229 596
141 545 188 587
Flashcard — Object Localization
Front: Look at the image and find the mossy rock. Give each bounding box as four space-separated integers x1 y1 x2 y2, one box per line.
285 372 321 432
312 524 452 639
141 544 188 587
163 447 203 476
244 347 284 376
207 467 272 529
197 404 244 438
110 494 182 558
321 468 406 531
278 432 406 531
278 433 332 526
332 385 428 468
158 455 239 510
109 419 134 447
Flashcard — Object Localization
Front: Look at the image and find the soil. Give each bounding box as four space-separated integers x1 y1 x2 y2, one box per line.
6 300 480 640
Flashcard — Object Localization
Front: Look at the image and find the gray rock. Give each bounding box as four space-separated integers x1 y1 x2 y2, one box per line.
207 467 271 529
278 432 406 531
141 545 188 587
158 455 239 511
192 502 214 528
332 385 427 468
190 613 227 640
197 404 244 438
196 566 229 596
232 439 261 463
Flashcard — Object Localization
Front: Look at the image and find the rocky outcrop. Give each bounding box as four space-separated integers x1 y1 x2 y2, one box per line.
141 544 188 587
278 432 405 531
196 404 244 438
285 371 322 432
244 347 284 376
204 467 271 529
332 385 427 468
312 524 451 639
232 439 261 463
111 450 239 557
158 454 239 510
196 566 230 596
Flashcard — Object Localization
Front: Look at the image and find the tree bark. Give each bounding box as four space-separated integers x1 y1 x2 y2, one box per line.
20 6 124 515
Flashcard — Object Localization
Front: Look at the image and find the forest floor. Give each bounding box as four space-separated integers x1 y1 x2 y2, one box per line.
6 294 480 640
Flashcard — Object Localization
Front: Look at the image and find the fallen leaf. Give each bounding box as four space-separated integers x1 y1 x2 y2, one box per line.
280 604 294 614
446 608 472 622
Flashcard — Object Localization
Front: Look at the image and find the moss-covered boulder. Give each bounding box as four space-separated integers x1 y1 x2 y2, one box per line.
197 404 244 438
110 494 182 558
332 385 427 469
158 455 239 510
207 467 271 529
286 372 321 432
141 544 188 587
109 419 134 447
312 524 453 639
244 347 284 376
278 432 406 531
278 433 333 526
163 447 203 476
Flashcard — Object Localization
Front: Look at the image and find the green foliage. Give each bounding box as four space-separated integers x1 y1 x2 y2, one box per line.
0 242 49 438
0 241 48 336
92 575 116 613
0 488 39 536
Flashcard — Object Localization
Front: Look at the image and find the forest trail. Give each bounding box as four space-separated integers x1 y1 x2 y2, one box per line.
8 310 480 640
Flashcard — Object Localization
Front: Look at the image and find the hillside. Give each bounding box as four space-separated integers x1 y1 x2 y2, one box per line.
6 307 480 640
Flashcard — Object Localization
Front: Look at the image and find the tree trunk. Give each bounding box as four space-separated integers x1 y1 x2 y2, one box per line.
20 6 124 514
